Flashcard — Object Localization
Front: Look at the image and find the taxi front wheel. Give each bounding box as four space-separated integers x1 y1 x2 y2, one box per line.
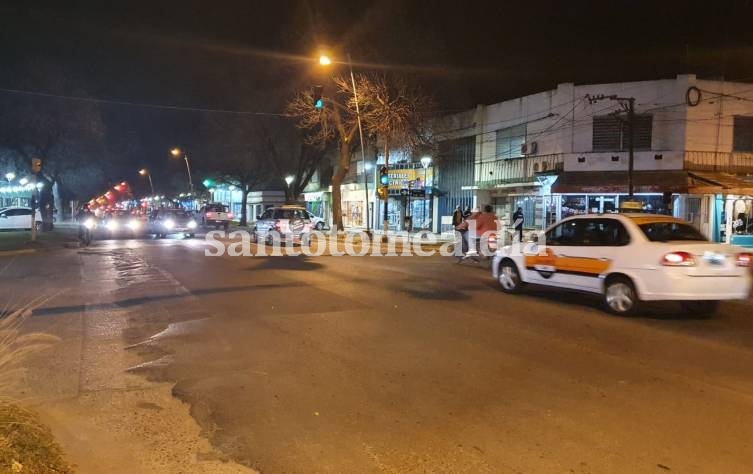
604 276 639 316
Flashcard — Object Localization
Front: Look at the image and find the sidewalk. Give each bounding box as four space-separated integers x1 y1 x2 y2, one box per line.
331 228 455 243
0 224 80 256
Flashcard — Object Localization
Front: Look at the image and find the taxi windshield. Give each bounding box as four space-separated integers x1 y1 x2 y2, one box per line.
638 222 707 242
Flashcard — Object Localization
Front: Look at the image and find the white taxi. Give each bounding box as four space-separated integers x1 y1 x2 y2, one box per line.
491 214 752 316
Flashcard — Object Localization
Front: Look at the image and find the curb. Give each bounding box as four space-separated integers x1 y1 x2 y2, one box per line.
0 248 37 257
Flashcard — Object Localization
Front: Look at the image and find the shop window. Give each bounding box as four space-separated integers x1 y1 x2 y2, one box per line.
592 115 652 151
561 195 587 218
732 199 753 235
733 116 753 152
495 124 526 160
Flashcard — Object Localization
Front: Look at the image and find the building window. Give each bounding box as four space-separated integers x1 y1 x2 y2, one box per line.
733 116 753 152
495 124 526 160
592 115 652 151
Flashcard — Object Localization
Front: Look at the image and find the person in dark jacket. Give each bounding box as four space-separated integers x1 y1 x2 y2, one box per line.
512 206 524 242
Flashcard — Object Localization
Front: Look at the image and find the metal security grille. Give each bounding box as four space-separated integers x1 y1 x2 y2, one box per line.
593 116 622 151
436 136 476 220
495 124 526 159
733 116 753 152
592 115 652 151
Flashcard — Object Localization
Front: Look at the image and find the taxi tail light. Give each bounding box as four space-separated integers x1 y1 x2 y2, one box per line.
661 251 696 266
227 212 234 219
736 252 753 267
206 212 214 218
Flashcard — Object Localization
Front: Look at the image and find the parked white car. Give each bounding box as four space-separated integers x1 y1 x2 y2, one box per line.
0 207 42 230
252 206 312 244
492 213 752 316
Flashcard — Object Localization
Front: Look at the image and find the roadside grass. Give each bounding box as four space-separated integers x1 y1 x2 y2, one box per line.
0 401 73 473
0 226 79 253
0 298 69 473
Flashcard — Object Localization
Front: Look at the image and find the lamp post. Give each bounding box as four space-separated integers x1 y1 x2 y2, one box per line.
319 54 370 235
5 172 15 184
170 148 194 194
285 175 294 202
420 156 432 230
139 168 155 195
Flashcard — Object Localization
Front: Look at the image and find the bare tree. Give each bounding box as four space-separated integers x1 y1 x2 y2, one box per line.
287 84 359 230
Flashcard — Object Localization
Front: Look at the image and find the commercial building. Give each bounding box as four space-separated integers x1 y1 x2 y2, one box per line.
431 74 753 246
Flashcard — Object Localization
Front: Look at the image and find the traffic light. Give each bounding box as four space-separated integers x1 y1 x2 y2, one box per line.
312 85 324 109
202 178 214 188
376 186 387 200
379 166 389 186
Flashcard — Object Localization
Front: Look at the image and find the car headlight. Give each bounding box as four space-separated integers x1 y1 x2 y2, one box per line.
127 219 140 230
188 220 197 229
106 220 118 231
84 218 95 229
164 219 175 229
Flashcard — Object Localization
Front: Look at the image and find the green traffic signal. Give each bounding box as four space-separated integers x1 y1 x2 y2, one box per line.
313 85 324 109
379 166 389 186
202 178 213 187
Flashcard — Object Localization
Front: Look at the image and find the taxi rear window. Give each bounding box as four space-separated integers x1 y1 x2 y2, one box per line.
638 222 706 242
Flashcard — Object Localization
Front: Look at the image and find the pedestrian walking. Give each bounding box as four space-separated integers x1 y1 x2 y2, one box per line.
513 206 524 242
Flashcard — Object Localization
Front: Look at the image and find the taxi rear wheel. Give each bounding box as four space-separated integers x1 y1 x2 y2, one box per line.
604 276 639 316
497 260 524 294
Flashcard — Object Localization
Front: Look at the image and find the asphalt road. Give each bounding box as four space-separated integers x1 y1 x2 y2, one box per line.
5 233 753 473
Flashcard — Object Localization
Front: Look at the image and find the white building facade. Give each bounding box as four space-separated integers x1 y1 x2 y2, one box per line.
432 74 753 246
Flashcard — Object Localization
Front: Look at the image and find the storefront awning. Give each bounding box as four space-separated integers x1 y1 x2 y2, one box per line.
551 171 691 194
686 171 753 195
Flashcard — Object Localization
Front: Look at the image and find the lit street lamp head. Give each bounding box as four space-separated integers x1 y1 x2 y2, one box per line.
5 172 15 181
319 55 332 66
139 168 148 176
285 175 294 186
170 148 182 157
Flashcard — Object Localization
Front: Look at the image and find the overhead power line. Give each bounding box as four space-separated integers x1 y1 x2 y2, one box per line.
0 86 290 117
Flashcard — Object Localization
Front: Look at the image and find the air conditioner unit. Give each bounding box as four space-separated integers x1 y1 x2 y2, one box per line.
521 141 538 155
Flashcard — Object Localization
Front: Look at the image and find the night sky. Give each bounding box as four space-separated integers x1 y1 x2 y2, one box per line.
2 0 753 195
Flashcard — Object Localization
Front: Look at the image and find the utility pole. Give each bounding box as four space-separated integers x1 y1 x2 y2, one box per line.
586 94 637 199
626 97 635 198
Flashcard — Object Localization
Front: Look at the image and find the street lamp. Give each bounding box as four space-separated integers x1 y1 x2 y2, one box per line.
139 168 155 195
420 157 432 230
319 53 371 234
170 148 194 194
5 172 15 183
19 177 28 186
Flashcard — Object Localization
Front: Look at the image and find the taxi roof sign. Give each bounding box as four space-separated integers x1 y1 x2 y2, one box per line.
619 200 643 211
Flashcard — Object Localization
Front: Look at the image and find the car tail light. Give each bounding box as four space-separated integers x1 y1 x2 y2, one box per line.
274 219 281 232
661 251 695 266
227 212 234 219
737 252 753 267
206 212 214 218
